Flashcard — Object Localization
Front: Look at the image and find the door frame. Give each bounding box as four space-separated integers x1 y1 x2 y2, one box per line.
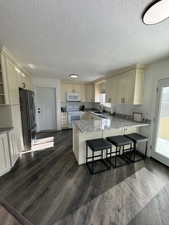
151 77 169 167
35 87 57 132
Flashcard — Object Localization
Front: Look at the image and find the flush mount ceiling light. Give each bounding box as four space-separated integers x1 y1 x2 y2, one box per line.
68 74 79 79
142 0 169 25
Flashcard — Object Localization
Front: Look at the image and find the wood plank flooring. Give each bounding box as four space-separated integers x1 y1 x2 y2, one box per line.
0 130 169 225
0 202 33 225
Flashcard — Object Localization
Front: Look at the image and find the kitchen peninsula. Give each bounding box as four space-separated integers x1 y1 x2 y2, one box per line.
73 112 150 165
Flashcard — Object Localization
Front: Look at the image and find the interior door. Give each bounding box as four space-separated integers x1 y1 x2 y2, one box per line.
36 87 57 131
152 78 169 167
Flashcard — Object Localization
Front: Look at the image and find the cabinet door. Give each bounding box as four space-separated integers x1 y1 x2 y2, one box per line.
85 84 94 102
116 72 135 104
103 128 123 138
0 133 11 176
106 77 118 104
8 130 20 166
0 54 10 104
6 59 19 105
123 127 138 135
80 84 85 102
106 80 112 103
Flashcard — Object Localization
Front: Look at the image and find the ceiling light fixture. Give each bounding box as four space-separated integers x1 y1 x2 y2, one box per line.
68 74 79 79
142 0 169 25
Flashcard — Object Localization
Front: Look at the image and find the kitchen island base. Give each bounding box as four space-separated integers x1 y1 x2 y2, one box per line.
73 125 139 165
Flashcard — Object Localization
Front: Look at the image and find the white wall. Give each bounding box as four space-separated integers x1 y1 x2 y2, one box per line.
141 57 169 156
32 77 61 131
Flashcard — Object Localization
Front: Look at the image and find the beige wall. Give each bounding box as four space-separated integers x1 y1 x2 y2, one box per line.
159 117 169 140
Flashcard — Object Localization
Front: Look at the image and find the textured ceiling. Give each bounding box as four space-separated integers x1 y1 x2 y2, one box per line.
0 0 169 81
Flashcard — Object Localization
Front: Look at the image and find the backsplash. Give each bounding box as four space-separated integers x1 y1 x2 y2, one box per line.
61 101 151 123
61 102 100 112
104 104 151 122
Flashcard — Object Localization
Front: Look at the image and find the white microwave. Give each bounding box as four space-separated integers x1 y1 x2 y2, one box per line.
67 92 81 102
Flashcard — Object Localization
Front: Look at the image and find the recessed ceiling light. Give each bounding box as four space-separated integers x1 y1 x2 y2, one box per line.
68 74 79 79
28 64 35 69
142 0 169 25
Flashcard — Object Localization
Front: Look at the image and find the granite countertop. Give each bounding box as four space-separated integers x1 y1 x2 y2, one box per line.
0 127 13 134
74 115 150 133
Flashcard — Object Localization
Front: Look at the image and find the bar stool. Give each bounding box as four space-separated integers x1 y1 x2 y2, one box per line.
86 138 112 175
106 135 133 168
124 133 148 162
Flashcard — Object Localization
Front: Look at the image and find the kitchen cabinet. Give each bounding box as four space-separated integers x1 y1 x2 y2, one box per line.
106 76 118 104
0 49 31 155
61 83 82 102
0 129 20 176
0 132 11 176
85 84 95 102
61 82 94 102
123 127 138 135
106 68 144 105
5 58 19 105
0 50 32 105
61 112 68 128
0 53 9 104
8 129 20 167
94 80 106 103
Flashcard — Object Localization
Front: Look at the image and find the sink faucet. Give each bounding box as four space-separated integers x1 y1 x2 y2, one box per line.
99 104 104 113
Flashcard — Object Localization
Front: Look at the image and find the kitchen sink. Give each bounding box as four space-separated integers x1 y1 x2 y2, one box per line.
94 111 102 114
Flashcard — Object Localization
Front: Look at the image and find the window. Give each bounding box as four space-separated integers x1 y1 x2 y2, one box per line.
99 93 111 108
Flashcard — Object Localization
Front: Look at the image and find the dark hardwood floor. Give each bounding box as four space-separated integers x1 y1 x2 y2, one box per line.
0 130 169 225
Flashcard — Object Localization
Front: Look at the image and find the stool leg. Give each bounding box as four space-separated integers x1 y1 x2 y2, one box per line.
145 141 148 160
92 149 94 174
115 146 117 168
101 149 103 160
86 143 88 163
134 142 136 161
110 147 113 167
130 143 133 162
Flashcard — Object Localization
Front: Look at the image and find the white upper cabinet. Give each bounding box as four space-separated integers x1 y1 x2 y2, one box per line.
0 50 32 105
5 58 19 105
85 83 95 102
61 82 94 102
106 68 144 105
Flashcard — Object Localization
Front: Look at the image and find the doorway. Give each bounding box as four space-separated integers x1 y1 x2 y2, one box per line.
36 87 57 131
152 78 169 167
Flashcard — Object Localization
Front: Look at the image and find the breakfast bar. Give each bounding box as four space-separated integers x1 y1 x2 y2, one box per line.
73 113 150 165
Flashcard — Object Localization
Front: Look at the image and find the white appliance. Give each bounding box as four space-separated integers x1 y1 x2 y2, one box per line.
67 92 81 102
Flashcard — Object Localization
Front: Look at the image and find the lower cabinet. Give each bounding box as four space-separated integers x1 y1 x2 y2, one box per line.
0 132 11 176
0 130 20 176
8 129 20 167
